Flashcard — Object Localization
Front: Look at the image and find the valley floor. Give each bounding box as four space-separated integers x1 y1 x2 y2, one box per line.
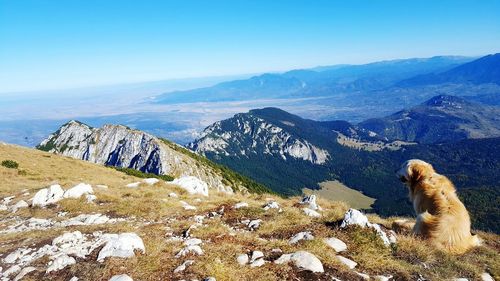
0 144 498 281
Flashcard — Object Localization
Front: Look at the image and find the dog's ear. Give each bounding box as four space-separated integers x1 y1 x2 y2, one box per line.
409 162 433 183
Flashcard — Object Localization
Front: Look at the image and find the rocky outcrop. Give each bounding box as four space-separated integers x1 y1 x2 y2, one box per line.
188 113 329 165
37 121 236 193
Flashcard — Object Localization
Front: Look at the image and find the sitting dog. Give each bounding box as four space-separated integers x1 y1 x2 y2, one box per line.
394 159 481 254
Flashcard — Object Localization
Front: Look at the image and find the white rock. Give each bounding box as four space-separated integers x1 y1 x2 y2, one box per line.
247 219 262 230
289 231 314 244
481 273 494 281
340 209 369 228
203 277 216 281
183 238 202 246
374 275 393 281
289 251 324 273
4 248 32 263
453 279 469 281
175 245 204 258
250 258 266 267
250 251 264 262
274 254 292 264
97 233 145 262
126 182 141 188
96 184 108 189
143 178 160 185
171 176 209 196
109 274 133 281
336 255 357 269
234 202 249 209
86 194 97 203
340 209 395 246
3 265 21 277
174 260 194 273
237 254 249 265
263 201 281 211
300 195 321 211
168 192 178 198
63 183 93 199
180 201 197 210
11 200 29 212
46 253 76 273
303 208 321 217
355 272 370 280
32 184 64 206
324 237 347 252
69 277 79 281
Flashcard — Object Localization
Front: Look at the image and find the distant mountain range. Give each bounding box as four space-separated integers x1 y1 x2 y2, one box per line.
155 56 475 103
155 53 500 122
398 53 500 86
188 97 500 232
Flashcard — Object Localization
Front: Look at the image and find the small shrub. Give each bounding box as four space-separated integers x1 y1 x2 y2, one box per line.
1 160 19 169
110 166 174 181
18 169 28 176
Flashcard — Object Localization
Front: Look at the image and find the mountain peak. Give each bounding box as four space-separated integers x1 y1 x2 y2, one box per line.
422 95 469 108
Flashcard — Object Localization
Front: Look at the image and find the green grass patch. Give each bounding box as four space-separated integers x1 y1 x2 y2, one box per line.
110 166 174 181
1 159 19 169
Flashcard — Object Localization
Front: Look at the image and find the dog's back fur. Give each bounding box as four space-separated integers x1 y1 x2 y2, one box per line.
397 160 481 254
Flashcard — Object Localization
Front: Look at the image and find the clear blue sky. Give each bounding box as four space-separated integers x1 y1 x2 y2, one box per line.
1 0 499 93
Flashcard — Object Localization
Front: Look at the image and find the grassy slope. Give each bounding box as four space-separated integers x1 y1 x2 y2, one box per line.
0 144 498 281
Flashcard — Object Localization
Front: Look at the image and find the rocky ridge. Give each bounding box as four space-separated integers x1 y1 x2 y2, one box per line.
37 121 234 193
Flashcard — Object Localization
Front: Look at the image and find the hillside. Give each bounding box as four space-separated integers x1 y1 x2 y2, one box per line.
0 143 498 281
189 107 500 232
359 95 500 144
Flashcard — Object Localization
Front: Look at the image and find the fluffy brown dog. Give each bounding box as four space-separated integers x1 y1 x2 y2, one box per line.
395 159 481 254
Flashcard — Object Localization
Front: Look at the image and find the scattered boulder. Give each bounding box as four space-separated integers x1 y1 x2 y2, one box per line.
275 251 324 273
183 238 202 246
303 208 321 217
300 195 321 211
203 277 216 281
171 176 209 196
109 274 133 281
323 237 347 252
174 260 194 273
374 275 393 281
289 231 314 244
250 258 266 267
180 201 197 210
246 219 262 230
32 184 64 206
13 267 36 281
340 209 369 228
97 233 145 262
340 208 395 246
336 255 357 269
143 178 160 185
10 200 29 213
63 183 93 199
234 202 249 209
481 273 494 281
263 201 282 212
46 253 76 273
168 192 178 198
237 254 249 265
355 271 370 280
175 245 204 258
126 182 141 188
86 194 97 203
250 251 264 262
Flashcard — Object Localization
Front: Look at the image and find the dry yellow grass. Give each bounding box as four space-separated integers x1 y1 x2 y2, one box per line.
0 143 498 281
